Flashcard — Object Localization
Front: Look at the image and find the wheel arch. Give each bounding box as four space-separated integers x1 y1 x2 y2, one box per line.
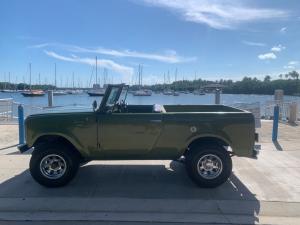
185 136 232 155
33 134 84 160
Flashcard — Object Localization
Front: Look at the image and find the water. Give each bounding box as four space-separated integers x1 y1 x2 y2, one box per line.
1 92 300 108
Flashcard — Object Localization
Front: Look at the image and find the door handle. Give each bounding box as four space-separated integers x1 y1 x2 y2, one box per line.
150 119 162 123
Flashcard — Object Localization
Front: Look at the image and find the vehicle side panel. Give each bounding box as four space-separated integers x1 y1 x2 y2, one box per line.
25 112 97 158
150 112 255 158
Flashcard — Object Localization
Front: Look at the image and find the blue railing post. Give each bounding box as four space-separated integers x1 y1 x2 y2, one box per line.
272 105 279 142
18 104 25 145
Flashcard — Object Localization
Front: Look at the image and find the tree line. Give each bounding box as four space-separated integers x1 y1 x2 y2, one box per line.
137 71 300 95
0 82 55 91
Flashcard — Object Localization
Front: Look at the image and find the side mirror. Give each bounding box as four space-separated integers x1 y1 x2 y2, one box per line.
92 100 98 112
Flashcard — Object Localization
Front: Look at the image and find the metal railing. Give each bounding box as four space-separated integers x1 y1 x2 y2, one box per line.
0 98 14 123
263 100 300 121
0 98 92 124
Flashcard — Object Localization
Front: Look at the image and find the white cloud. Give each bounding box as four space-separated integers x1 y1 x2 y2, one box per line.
44 51 134 76
284 61 299 70
258 52 277 60
271 44 286 52
289 61 299 65
28 43 50 48
280 27 287 33
72 47 197 63
242 41 266 47
30 43 196 63
140 0 289 30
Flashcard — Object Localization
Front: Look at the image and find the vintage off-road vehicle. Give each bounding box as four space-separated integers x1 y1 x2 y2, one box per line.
19 84 258 188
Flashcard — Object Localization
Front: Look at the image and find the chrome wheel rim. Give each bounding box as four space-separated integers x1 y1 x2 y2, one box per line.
40 154 67 179
197 154 223 179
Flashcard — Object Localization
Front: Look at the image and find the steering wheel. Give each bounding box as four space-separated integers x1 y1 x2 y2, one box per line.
119 100 128 113
112 100 127 113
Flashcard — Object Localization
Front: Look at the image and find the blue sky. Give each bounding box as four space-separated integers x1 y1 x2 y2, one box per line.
0 0 300 87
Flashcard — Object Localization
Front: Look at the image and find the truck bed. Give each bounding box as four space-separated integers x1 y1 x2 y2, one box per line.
163 105 244 113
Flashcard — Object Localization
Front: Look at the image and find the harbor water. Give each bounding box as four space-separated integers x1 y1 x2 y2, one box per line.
1 91 300 119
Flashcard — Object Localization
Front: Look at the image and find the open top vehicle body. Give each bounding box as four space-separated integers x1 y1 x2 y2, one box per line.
19 84 258 188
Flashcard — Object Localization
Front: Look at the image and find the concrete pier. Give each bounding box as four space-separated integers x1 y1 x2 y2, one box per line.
0 121 300 225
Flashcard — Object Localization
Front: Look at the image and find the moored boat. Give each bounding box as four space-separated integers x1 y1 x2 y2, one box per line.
53 90 67 96
87 57 106 97
21 90 45 97
87 88 106 96
133 89 152 96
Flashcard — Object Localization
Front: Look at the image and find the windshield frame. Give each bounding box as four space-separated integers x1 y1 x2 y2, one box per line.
98 84 127 113
117 85 129 105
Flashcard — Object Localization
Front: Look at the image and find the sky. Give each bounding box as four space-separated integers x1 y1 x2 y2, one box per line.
0 0 300 87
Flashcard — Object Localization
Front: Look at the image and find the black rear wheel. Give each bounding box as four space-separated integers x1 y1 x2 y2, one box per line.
29 143 80 187
185 144 232 188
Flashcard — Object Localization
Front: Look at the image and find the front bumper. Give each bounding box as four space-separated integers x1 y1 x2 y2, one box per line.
18 144 32 153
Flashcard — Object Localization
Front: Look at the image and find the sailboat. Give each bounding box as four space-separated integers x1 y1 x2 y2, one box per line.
88 56 106 96
162 70 177 96
172 68 180 96
21 63 45 97
51 64 67 96
193 89 205 95
133 65 152 96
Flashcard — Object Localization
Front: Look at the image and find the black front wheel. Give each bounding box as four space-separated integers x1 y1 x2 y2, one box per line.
29 143 80 187
185 145 232 188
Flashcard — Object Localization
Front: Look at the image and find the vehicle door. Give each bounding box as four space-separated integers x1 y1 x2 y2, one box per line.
98 112 163 157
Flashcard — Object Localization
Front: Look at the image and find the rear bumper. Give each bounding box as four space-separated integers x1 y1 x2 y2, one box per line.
255 133 259 142
253 132 260 158
17 144 31 153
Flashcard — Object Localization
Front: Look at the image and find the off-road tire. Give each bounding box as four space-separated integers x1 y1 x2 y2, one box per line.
185 144 232 188
29 142 80 187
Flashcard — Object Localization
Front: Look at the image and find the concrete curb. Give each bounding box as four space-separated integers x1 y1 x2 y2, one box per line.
0 198 299 217
0 212 300 225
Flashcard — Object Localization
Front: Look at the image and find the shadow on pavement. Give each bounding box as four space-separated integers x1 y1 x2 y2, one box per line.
0 144 18 151
273 140 283 151
0 161 260 224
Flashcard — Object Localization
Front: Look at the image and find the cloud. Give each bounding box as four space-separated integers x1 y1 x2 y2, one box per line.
258 52 277 60
284 61 299 69
44 50 134 76
280 27 287 33
288 61 299 65
271 44 286 52
30 43 196 63
140 0 289 30
242 41 266 47
28 43 50 48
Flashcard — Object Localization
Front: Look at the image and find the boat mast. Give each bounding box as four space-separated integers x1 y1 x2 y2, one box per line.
138 64 141 88
95 56 98 87
29 63 32 91
54 63 57 88
140 65 143 87
72 72 75 89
